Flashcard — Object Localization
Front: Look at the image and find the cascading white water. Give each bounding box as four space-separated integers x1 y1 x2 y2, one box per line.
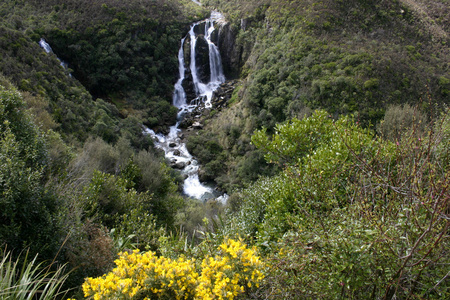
205 18 226 85
173 37 187 108
187 14 225 108
39 38 53 53
39 38 71 74
146 12 227 201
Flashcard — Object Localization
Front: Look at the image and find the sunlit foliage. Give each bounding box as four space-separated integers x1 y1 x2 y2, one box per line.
224 108 449 299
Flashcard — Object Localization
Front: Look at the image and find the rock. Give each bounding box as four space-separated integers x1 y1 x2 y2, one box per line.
200 192 215 202
192 121 203 129
182 72 196 101
198 168 208 182
217 22 241 78
171 161 186 169
173 150 181 156
169 142 177 148
179 118 193 129
195 36 211 83
210 80 238 110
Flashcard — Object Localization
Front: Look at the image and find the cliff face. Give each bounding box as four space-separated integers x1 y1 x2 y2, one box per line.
217 22 242 79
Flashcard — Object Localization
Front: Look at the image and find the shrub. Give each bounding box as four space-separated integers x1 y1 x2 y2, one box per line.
0 85 59 259
233 108 449 299
81 238 264 300
377 103 427 141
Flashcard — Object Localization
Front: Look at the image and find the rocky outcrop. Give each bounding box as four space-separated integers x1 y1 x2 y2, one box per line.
212 80 237 110
217 22 241 79
178 80 237 132
194 36 211 83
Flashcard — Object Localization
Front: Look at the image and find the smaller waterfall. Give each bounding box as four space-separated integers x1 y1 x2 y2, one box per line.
39 39 53 53
173 37 187 108
39 38 71 73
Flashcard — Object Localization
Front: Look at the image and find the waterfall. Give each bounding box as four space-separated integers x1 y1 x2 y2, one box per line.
146 12 227 201
39 38 71 74
205 19 225 85
173 37 187 108
186 13 225 108
39 38 53 53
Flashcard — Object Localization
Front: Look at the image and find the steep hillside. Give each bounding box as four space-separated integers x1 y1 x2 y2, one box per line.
188 0 450 191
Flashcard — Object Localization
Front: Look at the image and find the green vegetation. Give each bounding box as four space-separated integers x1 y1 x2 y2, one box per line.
0 0 208 137
190 0 449 191
71 108 449 299
221 110 449 298
0 0 200 291
0 0 448 299
0 85 58 259
0 251 69 299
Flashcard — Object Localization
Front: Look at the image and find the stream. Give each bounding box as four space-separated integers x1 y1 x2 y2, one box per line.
145 11 228 202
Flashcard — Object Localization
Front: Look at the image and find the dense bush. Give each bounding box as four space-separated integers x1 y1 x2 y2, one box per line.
1 1 449 298
223 109 449 299
0 85 59 259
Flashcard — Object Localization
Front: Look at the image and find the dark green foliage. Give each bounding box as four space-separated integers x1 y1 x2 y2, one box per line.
0 26 95 141
82 170 153 229
119 116 154 151
235 149 277 183
67 136 183 228
35 0 206 129
0 0 209 138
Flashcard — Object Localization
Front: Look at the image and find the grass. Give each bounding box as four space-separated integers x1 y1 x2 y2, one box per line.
0 250 70 300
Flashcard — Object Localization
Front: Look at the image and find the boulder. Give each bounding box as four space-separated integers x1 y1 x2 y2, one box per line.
192 121 203 129
171 161 186 169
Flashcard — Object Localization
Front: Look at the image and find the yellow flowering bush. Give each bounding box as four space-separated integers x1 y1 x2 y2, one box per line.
82 238 264 300
196 239 264 299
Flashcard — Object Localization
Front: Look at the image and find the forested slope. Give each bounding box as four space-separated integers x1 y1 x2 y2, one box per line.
0 0 208 136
